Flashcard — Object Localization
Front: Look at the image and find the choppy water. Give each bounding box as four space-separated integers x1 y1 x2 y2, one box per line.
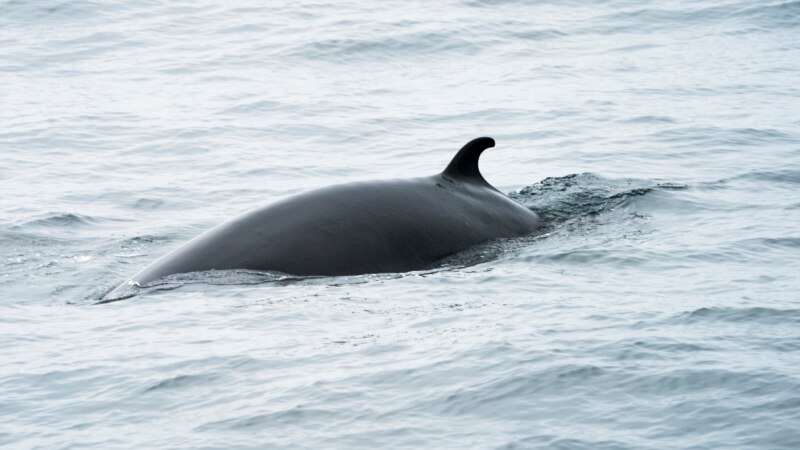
2 0 799 448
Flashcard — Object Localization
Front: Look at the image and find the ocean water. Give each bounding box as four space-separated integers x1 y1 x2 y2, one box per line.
1 0 799 448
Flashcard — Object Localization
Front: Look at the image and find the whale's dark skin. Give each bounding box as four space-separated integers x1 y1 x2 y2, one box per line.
108 137 541 296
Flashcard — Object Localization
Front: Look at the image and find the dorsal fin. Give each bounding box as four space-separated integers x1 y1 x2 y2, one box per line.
442 137 495 182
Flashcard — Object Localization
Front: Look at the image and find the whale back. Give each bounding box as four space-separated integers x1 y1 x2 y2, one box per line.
104 137 543 300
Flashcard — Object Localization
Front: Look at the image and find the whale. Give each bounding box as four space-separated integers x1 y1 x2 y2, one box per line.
104 137 542 300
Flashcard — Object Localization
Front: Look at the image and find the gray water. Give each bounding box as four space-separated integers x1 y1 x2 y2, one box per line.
2 0 800 448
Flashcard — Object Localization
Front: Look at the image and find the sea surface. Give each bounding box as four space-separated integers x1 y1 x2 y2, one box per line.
1 0 799 448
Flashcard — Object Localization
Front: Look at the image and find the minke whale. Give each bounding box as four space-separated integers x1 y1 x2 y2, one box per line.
105 137 542 300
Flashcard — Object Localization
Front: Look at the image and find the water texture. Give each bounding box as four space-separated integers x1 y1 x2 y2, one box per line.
1 0 799 448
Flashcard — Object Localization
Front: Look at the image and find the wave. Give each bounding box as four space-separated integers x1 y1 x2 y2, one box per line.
0 0 109 25
729 169 800 185
675 306 800 325
200 406 347 431
647 126 796 148
732 1 800 29
520 248 653 267
13 212 106 229
0 229 69 247
581 1 800 35
509 172 686 222
431 363 608 416
143 373 221 393
283 31 482 62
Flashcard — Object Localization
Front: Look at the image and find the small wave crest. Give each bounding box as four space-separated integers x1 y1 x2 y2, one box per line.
0 0 108 25
143 373 221 393
585 2 800 35
13 212 106 229
284 31 481 62
732 1 800 30
675 306 800 325
729 169 800 185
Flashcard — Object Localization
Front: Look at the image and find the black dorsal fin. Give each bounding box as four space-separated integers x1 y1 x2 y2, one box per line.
442 137 495 182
